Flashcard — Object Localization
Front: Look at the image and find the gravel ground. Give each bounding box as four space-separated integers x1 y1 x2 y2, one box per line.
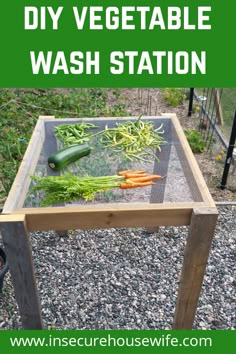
0 205 235 330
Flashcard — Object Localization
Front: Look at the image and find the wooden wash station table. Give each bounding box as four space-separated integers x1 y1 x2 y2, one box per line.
0 114 218 329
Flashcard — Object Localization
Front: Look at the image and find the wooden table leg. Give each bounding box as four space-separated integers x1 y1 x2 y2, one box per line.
173 207 218 329
0 215 43 329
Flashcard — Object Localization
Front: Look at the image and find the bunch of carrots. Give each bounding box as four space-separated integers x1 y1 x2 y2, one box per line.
118 170 161 189
31 170 162 206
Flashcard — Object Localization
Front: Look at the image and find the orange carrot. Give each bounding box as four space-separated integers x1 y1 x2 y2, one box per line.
118 170 146 176
120 182 155 189
128 175 162 183
125 173 147 178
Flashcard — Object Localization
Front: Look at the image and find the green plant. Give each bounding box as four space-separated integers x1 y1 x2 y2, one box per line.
48 144 91 171
55 122 98 146
31 171 161 206
184 129 206 153
31 173 125 205
162 88 187 107
98 116 165 162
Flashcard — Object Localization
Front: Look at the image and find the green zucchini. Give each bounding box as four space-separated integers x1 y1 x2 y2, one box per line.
48 144 91 171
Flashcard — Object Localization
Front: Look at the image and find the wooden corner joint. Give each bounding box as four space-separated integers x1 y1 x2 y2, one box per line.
192 207 218 216
0 213 26 224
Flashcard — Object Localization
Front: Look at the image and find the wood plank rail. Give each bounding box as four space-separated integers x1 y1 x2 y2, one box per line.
20 204 194 231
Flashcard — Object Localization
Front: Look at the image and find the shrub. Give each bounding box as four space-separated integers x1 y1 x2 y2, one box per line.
184 129 206 153
162 88 187 107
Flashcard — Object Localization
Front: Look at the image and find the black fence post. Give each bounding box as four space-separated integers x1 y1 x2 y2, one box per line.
188 88 194 117
220 110 236 189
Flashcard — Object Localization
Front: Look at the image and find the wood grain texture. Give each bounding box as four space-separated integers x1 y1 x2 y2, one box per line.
9 203 204 231
173 207 218 329
0 215 43 329
24 207 193 231
41 115 172 123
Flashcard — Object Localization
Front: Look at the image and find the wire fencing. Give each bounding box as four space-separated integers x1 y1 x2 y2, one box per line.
188 88 236 189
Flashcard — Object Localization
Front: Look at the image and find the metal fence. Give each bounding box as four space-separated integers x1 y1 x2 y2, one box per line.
188 88 236 189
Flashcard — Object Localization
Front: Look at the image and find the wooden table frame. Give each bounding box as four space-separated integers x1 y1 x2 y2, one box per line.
0 114 218 330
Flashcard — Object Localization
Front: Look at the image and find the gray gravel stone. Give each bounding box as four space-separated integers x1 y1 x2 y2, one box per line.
0 205 235 329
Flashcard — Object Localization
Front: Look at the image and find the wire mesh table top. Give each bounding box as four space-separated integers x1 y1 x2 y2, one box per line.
23 116 204 208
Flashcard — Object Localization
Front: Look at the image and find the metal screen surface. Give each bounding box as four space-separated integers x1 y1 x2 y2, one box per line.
23 117 203 208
